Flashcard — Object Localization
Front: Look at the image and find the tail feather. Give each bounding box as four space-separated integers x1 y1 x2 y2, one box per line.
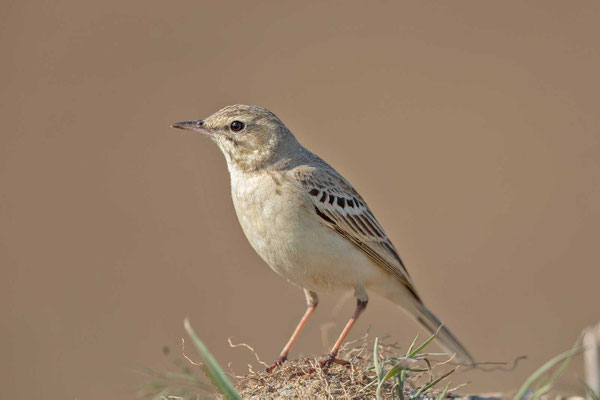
413 303 473 364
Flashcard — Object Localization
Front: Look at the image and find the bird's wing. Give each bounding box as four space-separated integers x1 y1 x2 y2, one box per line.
294 166 420 300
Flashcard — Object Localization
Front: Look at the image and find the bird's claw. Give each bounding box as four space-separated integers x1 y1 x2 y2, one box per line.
266 355 287 374
290 354 351 377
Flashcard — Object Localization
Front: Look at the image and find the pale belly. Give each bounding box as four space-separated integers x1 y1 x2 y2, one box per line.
230 173 380 293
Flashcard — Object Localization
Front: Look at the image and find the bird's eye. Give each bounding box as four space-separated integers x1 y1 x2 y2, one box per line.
230 120 245 132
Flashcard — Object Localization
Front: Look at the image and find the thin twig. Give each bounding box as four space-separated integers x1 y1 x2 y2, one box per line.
227 337 269 368
181 338 203 366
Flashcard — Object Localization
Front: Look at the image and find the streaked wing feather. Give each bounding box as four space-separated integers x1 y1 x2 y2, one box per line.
294 167 420 300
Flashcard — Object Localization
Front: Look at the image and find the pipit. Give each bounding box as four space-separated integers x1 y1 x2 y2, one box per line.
171 105 473 372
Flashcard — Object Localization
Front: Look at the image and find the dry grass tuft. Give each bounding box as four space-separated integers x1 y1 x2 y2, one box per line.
139 321 588 400
227 334 463 400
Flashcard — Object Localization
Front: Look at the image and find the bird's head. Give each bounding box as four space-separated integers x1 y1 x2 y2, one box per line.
171 104 301 172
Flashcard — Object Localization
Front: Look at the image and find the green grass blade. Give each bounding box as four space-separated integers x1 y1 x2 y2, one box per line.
374 337 384 400
408 325 442 359
377 359 427 398
530 337 579 400
384 363 426 381
436 382 451 400
359 378 378 393
377 363 404 399
376 381 384 399
183 318 241 400
530 382 553 400
513 337 581 400
406 335 420 356
394 374 404 400
374 337 383 381
411 368 455 399
400 368 407 383
400 337 416 384
547 339 578 384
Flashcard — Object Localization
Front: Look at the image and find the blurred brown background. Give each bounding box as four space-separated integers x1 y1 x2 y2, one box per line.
1 1 599 398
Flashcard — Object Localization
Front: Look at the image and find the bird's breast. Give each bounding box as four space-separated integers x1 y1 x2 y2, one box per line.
228 170 378 292
230 172 305 265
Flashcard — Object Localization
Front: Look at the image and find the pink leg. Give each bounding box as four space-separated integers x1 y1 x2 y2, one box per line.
294 298 368 377
328 299 368 359
267 292 318 373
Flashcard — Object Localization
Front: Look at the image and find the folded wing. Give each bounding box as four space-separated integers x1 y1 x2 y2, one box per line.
294 166 420 300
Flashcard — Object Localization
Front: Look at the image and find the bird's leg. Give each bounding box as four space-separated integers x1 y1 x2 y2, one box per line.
267 290 318 373
294 287 368 377
324 298 368 364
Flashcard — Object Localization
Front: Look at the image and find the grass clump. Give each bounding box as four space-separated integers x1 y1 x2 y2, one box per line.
139 320 587 399
139 322 460 399
233 327 460 399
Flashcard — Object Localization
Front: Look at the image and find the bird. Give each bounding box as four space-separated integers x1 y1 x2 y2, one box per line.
171 104 473 372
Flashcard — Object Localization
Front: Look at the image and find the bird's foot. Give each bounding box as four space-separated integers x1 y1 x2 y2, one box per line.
319 354 351 369
291 354 351 377
266 355 287 374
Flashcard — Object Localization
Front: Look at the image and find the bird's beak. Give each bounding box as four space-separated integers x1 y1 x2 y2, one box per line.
170 120 212 136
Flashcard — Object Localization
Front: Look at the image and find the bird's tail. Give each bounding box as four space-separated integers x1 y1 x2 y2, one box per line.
412 302 473 364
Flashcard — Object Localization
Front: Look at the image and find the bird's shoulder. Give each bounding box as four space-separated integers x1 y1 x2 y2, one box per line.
291 162 360 198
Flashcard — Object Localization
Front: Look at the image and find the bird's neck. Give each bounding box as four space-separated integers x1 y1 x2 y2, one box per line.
225 136 309 174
